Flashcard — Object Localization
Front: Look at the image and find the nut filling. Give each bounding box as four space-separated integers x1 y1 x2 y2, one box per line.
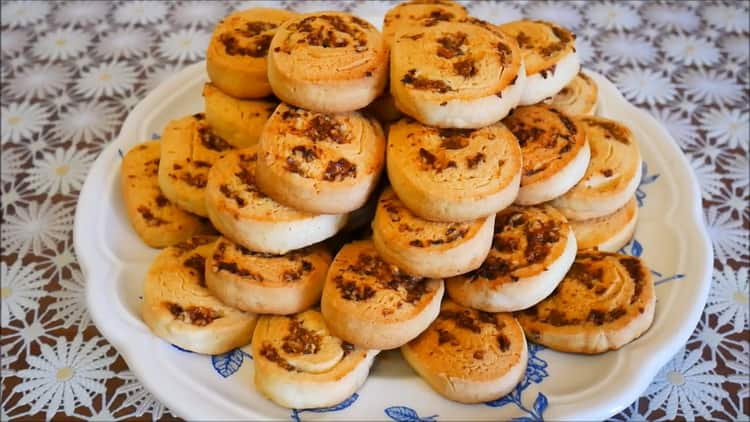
334 253 430 305
220 21 279 58
282 318 322 355
167 303 221 326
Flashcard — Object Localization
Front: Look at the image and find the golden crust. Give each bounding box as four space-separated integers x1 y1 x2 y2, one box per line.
570 197 638 251
547 71 598 116
499 19 576 75
202 83 277 148
382 0 468 48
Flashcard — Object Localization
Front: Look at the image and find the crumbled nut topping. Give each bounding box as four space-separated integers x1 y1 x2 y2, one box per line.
137 206 166 226
401 69 452 93
167 303 220 326
282 318 321 355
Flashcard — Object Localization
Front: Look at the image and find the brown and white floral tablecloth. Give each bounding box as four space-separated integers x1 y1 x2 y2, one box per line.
1 1 748 420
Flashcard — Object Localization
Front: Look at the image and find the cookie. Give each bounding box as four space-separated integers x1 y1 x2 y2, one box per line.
401 299 528 403
252 309 379 409
255 103 386 214
546 70 598 116
387 118 522 221
502 104 590 205
570 197 638 252
551 116 642 220
372 187 495 278
516 250 656 354
157 113 234 217
382 0 468 48
499 20 580 105
205 237 331 315
141 236 258 354
120 141 214 248
391 19 525 128
202 83 278 148
205 147 348 254
446 205 576 312
267 12 389 113
207 7 298 98
320 240 444 350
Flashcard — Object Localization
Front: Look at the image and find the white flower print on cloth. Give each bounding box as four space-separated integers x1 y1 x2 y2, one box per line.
171 0 227 27
705 207 749 263
642 4 700 32
54 1 108 26
706 267 749 329
158 29 210 62
698 108 749 149
12 334 116 420
52 101 122 146
0 261 47 326
1 199 74 257
613 68 677 106
145 64 182 93
0 30 27 56
468 1 523 25
586 2 641 30
525 2 582 29
349 0 394 25
726 349 750 402
0 147 28 183
691 158 724 199
1 181 30 215
722 35 750 62
661 35 720 67
598 33 657 66
1 309 63 364
651 108 699 150
714 185 749 221
116 371 173 419
689 315 749 364
1 102 50 145
290 1 344 14
703 4 750 33
75 63 138 98
724 154 749 192
0 1 50 28
114 1 168 25
27 148 96 196
573 36 594 65
48 270 90 329
35 241 78 281
96 29 153 59
32 28 91 61
678 69 743 106
4 63 71 100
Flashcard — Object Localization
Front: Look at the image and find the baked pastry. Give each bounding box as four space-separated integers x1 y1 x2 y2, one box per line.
121 141 214 248
502 104 590 205
205 147 348 254
321 240 444 350
158 113 234 217
499 20 580 105
205 237 331 315
381 0 468 48
387 118 522 222
551 116 642 220
255 103 386 214
546 70 598 116
141 236 258 354
252 309 379 409
206 8 297 98
267 12 388 113
202 83 277 148
391 19 525 128
372 187 495 278
446 205 576 312
516 250 655 354
570 197 638 252
401 299 527 403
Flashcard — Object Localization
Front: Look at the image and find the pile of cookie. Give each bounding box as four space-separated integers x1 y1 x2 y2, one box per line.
121 0 653 410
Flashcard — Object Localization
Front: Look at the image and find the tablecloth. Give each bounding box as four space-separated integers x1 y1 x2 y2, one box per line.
1 1 747 420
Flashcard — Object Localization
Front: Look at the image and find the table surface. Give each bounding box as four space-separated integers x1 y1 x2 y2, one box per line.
1 1 748 420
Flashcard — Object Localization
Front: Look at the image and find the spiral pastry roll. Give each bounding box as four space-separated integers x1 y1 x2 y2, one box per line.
205 147 347 254
121 141 214 248
202 83 277 148
401 299 528 403
157 113 234 217
516 250 655 354
267 12 389 113
205 237 331 315
446 205 576 312
372 187 495 278
570 197 638 252
382 0 468 48
546 71 598 116
551 116 642 220
321 240 444 350
207 8 297 99
499 20 580 105
391 19 525 128
255 103 386 214
387 118 522 222
502 104 590 205
141 236 258 354
252 309 379 409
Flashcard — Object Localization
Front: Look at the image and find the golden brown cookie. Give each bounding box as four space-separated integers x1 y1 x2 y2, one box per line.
570 197 638 252
546 70 598 116
382 0 468 48
202 83 278 148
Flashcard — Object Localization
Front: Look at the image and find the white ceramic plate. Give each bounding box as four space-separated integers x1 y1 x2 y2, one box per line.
75 61 712 421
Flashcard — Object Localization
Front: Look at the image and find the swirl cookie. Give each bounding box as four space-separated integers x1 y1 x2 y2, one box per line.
205 237 331 315
121 141 214 248
202 83 277 148
446 205 576 312
207 8 297 98
205 147 347 254
321 240 444 350
401 299 528 403
502 104 590 205
571 197 638 252
255 103 386 214
546 71 598 116
252 310 379 409
516 250 656 354
499 20 580 105
391 19 525 128
387 118 522 222
267 12 388 113
551 116 642 220
382 0 468 48
158 113 234 217
372 187 495 278
141 236 258 354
